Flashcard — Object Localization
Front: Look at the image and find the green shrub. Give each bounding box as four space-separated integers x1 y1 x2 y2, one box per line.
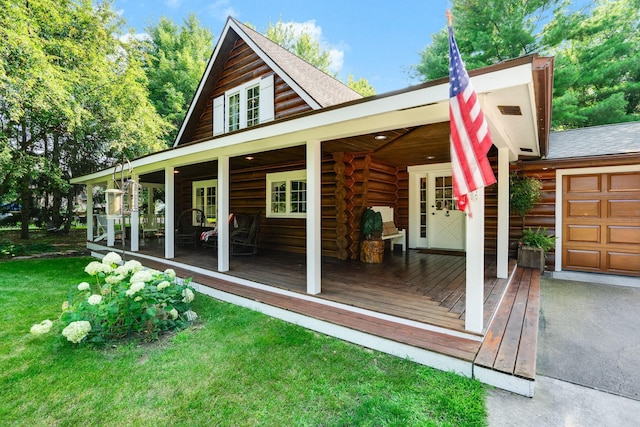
30 252 197 344
0 240 55 258
520 227 556 252
510 173 543 217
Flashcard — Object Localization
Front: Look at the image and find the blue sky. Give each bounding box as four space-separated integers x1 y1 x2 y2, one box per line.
113 0 453 94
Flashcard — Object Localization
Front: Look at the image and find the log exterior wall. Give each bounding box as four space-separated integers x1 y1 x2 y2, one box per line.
188 38 313 143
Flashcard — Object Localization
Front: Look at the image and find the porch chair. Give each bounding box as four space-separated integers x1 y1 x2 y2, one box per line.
94 214 123 242
230 211 262 256
176 208 205 247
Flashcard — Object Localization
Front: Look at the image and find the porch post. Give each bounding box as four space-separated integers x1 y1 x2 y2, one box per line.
496 147 510 278
130 173 140 252
465 187 485 333
218 155 230 272
164 166 175 259
306 139 321 295
107 181 115 247
86 183 94 242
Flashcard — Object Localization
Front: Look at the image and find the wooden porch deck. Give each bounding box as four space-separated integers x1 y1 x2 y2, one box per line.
94 242 541 396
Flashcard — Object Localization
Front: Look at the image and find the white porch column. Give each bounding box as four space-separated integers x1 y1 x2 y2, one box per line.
217 155 230 272
164 166 175 259
306 140 321 295
130 173 139 252
497 147 510 278
465 187 485 333
107 181 115 247
86 183 94 242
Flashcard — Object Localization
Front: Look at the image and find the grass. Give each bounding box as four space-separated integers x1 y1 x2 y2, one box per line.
0 257 487 426
0 228 88 259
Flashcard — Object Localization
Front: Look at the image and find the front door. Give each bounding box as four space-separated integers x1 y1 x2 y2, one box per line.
428 173 466 250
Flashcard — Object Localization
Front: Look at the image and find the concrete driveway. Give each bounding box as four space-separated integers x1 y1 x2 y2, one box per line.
487 275 640 426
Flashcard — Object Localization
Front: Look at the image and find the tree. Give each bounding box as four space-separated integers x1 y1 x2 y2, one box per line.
544 0 640 128
0 0 168 238
414 0 559 81
264 20 375 96
265 19 333 74
143 14 214 146
346 74 376 97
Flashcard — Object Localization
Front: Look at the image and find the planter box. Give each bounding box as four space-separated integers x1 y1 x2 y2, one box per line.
518 246 545 272
360 239 384 263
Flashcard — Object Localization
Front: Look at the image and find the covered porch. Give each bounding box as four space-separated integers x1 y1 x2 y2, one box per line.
89 241 540 396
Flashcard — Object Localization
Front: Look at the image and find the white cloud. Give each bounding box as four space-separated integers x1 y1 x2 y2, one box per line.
165 0 183 8
206 0 239 21
278 20 346 74
119 32 152 43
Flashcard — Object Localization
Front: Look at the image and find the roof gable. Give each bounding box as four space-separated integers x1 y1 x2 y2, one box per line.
173 17 362 147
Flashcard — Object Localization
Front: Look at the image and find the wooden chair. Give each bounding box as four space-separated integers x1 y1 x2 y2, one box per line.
94 214 123 242
176 208 205 247
230 211 262 256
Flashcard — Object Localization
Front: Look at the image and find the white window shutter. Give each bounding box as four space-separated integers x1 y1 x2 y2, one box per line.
259 74 275 124
213 95 224 136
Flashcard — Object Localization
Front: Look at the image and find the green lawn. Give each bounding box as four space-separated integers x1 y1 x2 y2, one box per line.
0 257 487 426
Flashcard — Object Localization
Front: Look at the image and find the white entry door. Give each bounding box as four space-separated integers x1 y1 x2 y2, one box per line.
428 173 466 250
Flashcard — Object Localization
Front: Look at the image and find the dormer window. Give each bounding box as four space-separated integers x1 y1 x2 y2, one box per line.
213 74 274 136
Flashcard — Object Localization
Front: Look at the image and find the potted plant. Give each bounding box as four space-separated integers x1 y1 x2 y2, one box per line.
360 207 384 263
509 172 542 225
518 227 556 272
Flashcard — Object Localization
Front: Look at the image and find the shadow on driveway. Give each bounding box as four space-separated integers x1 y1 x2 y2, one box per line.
537 277 640 400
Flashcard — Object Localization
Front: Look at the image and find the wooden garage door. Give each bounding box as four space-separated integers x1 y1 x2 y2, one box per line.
563 172 640 276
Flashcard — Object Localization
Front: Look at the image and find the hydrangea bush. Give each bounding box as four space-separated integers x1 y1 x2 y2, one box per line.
30 252 197 344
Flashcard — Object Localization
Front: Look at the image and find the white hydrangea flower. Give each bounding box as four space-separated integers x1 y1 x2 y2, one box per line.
157 281 170 291
184 310 198 322
134 296 142 302
84 261 110 276
30 319 53 335
105 274 125 285
182 288 194 303
130 270 153 283
87 294 102 305
114 265 129 276
102 252 122 266
77 282 91 291
164 269 176 279
169 308 179 320
62 321 92 343
123 260 143 273
125 281 145 297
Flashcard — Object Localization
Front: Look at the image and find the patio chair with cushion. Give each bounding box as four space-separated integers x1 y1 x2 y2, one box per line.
176 208 205 247
230 211 262 256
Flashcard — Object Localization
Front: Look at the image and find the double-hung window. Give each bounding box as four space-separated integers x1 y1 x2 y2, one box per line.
192 179 217 226
266 170 307 218
213 74 274 136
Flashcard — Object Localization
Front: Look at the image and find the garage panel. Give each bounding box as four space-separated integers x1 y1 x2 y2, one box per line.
566 175 601 192
567 225 600 243
609 173 640 192
608 226 640 245
567 200 601 217
607 252 640 274
607 200 640 218
564 249 600 270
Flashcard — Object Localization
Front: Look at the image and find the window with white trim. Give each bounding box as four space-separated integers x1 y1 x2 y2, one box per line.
266 170 307 218
192 179 217 225
213 74 274 136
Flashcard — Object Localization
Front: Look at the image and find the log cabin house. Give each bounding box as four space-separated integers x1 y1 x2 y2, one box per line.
71 17 574 396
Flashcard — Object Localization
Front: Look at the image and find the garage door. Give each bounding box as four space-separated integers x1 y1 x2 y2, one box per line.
563 172 640 276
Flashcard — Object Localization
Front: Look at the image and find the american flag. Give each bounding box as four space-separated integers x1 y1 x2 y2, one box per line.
448 25 496 214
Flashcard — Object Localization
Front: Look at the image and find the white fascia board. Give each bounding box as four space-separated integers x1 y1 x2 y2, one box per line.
229 20 322 110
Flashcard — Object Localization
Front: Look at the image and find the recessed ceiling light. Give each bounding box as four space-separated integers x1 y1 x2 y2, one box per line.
245 156 254 160
426 155 436 160
374 135 387 140
173 170 180 174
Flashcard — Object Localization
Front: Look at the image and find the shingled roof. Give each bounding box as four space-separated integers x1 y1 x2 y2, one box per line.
547 121 640 159
232 18 362 107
